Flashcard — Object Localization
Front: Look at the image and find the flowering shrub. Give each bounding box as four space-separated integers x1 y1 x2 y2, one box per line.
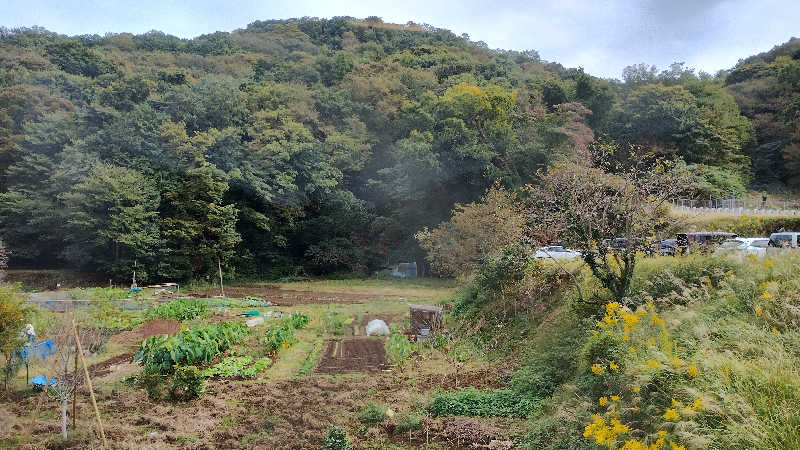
580 301 704 449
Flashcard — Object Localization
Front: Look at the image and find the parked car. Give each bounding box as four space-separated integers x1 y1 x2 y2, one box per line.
714 238 770 256
768 232 800 249
534 246 582 260
652 239 678 256
602 238 629 252
676 232 738 254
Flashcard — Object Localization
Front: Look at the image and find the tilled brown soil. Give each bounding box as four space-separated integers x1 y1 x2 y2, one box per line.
109 319 181 347
316 338 389 374
186 285 401 305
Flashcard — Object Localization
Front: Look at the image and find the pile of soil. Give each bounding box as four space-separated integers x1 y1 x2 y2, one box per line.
316 338 389 374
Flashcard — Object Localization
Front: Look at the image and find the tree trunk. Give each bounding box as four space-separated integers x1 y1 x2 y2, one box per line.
61 397 68 438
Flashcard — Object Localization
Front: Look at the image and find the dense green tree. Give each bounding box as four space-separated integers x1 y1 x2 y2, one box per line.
60 163 160 278
161 164 240 279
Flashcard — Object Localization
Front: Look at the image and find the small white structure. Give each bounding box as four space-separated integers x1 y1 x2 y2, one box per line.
366 319 391 336
245 316 265 327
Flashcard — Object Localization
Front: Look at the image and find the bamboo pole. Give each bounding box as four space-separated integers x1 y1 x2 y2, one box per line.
24 381 48 444
72 318 107 447
72 326 78 431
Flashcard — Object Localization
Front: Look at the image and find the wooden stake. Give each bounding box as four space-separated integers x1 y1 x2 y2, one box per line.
72 319 106 448
72 326 78 431
24 380 48 445
218 258 225 298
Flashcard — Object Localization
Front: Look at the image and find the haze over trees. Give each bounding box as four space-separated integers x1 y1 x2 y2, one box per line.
0 19 797 281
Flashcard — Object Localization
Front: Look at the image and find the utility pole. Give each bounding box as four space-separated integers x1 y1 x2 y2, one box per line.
218 258 225 298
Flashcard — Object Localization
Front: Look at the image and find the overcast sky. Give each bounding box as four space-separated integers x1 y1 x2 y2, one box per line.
4 0 799 78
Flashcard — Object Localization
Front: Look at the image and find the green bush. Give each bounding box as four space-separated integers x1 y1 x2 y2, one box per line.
359 402 388 425
511 307 585 398
169 365 206 401
385 334 414 367
137 369 166 400
290 313 310 329
144 298 207 321
263 323 297 355
321 426 351 450
429 388 542 418
322 309 348 335
395 413 423 433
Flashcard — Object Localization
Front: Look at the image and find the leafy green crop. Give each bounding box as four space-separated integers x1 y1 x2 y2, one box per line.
144 298 207 321
262 323 296 355
134 322 249 374
429 388 542 418
201 356 272 378
290 313 310 329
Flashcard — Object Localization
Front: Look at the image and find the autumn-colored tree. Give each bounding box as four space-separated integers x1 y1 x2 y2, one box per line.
524 142 689 304
416 184 526 277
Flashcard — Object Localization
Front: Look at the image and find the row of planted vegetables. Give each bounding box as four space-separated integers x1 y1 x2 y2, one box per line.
132 298 310 401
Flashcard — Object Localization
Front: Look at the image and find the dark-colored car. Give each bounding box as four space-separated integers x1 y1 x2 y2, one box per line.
652 239 678 256
676 232 738 254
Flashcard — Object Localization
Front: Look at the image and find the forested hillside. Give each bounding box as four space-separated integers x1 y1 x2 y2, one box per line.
0 18 796 282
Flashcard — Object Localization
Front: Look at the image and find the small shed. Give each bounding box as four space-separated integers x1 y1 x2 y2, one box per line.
392 262 418 278
409 304 443 340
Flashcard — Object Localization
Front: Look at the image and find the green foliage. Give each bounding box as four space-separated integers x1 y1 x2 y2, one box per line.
289 313 310 330
0 284 28 389
385 334 414 367
143 298 208 321
686 164 748 199
321 309 348 335
359 402 388 425
134 322 249 374
262 322 297 355
429 387 542 418
394 413 423 433
321 426 351 450
299 341 323 375
168 365 206 401
201 356 272 378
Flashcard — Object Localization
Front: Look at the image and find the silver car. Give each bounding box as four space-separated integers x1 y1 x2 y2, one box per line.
715 238 769 256
534 246 582 260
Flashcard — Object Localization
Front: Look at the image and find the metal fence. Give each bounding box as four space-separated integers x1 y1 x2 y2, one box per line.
673 198 800 216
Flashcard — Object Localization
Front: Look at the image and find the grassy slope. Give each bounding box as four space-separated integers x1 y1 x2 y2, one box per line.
518 253 800 450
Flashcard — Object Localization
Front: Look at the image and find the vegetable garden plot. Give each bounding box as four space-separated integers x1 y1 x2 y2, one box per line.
315 338 389 374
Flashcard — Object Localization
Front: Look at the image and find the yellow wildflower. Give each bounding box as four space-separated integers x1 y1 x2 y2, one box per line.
631 347 637 354
692 397 704 410
621 440 649 450
663 408 680 421
591 364 605 375
687 364 700 378
611 395 620 402
761 290 773 299
764 259 774 268
633 386 640 393
773 326 779 333
609 361 619 371
599 396 609 406
672 356 683 367
669 442 686 450
755 306 763 317
647 360 659 368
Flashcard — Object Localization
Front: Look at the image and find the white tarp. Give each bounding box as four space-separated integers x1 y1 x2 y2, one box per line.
366 319 391 336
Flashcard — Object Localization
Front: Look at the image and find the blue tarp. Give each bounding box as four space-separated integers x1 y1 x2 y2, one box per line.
29 375 57 387
17 339 57 363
